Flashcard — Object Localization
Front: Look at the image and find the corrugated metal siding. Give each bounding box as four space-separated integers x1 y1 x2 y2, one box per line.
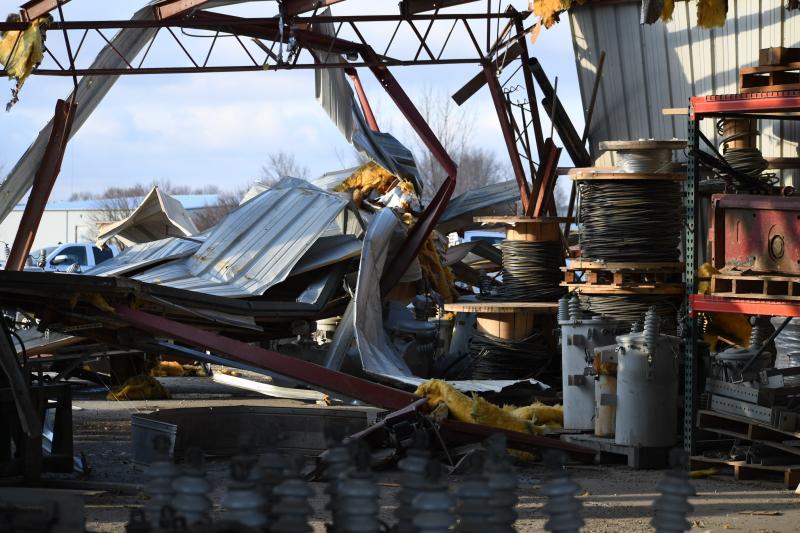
569 0 800 185
132 182 361 298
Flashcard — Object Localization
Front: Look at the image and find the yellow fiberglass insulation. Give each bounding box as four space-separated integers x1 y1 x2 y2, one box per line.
508 402 564 426
106 375 171 401
661 0 675 21
414 379 554 436
533 0 587 28
697 0 727 28
418 233 459 303
0 13 51 110
334 162 398 207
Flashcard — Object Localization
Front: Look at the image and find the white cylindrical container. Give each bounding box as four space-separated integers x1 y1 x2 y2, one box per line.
614 332 680 447
560 317 624 430
594 375 617 438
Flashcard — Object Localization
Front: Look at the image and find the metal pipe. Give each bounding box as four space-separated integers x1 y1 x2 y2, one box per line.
346 68 380 132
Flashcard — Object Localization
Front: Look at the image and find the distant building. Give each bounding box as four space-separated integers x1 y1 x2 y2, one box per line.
0 194 220 251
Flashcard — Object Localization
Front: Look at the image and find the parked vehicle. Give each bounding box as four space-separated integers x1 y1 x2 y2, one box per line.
27 242 118 272
447 230 505 247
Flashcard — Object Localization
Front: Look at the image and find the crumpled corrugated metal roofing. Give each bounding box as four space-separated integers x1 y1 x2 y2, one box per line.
352 208 547 393
313 11 424 193
131 179 362 298
96 187 199 246
437 179 519 234
85 236 203 277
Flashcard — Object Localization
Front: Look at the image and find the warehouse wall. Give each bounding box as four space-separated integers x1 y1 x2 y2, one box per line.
0 210 95 251
569 0 800 185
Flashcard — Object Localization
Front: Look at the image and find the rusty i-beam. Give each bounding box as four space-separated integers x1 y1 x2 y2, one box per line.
484 62 531 213
6 99 76 272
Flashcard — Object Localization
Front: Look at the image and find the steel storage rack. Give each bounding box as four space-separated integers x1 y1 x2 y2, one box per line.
685 90 800 453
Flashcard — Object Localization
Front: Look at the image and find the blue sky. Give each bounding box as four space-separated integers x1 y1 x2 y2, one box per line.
0 0 583 201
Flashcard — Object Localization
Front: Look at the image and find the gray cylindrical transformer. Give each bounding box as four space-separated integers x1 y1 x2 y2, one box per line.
614 331 681 447
559 315 625 430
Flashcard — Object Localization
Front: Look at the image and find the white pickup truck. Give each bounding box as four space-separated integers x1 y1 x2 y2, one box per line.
27 242 118 272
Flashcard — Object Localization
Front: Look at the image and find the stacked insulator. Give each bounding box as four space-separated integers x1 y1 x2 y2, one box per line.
651 450 696 533
223 449 267 529
541 451 584 533
749 316 773 349
172 448 212 526
568 294 582 321
260 447 287 523
455 456 493 532
272 458 313 533
412 462 455 533
336 445 380 533
143 435 179 527
322 441 354 531
395 441 432 533
557 295 571 322
483 435 518 532
643 306 661 355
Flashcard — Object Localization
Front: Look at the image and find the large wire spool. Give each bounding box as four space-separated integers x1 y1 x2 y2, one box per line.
578 294 680 334
467 331 554 380
577 180 683 262
496 240 565 301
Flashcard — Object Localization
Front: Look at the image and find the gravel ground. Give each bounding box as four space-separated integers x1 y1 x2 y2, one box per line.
29 376 800 532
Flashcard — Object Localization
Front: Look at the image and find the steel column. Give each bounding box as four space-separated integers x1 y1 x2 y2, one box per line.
6 99 75 272
684 115 699 454
513 15 544 159
346 68 380 132
484 62 530 212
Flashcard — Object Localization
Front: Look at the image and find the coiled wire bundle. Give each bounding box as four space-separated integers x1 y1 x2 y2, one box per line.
616 149 679 173
496 240 564 301
467 331 554 380
579 294 680 334
578 180 683 262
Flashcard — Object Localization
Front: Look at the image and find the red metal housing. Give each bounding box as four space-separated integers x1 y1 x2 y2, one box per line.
709 193 800 276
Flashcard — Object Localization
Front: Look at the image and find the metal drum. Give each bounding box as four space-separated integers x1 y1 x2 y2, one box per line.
614 327 681 447
558 296 625 430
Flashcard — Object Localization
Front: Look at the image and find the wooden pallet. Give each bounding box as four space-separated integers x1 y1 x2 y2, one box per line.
559 434 671 469
697 410 800 459
740 62 800 93
710 273 800 300
563 284 685 295
759 46 800 67
690 456 800 488
562 263 683 287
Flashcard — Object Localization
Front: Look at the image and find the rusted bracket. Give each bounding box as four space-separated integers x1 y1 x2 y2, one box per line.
484 62 531 213
6 99 76 272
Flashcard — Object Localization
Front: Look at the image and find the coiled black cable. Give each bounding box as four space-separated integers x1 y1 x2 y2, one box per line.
496 240 564 301
467 331 555 381
578 180 683 262
579 294 680 334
